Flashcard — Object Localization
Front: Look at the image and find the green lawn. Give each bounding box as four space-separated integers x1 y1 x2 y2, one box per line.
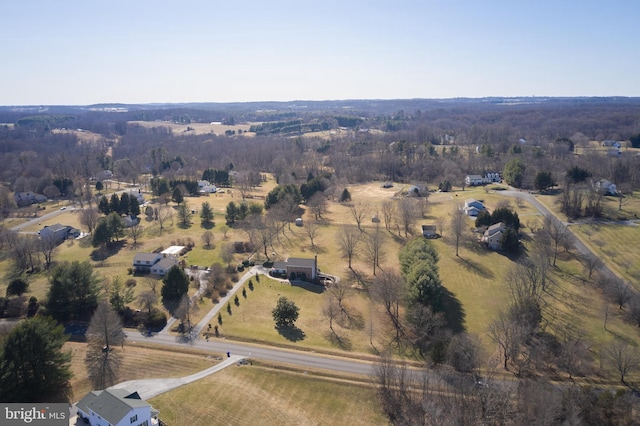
214 275 382 356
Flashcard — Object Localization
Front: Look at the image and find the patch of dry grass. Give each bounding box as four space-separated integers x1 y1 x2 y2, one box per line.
150 365 386 426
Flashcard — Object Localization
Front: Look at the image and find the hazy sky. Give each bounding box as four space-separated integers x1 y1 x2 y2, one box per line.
2 1 639 105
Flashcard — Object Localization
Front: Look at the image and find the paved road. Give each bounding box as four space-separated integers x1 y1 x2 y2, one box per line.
501 189 619 281
131 331 375 378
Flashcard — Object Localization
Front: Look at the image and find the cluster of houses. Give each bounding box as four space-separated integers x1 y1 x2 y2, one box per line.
132 246 185 276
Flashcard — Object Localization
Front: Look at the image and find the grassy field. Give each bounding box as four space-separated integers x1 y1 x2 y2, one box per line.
129 121 254 137
66 341 218 402
4 177 640 387
150 365 386 426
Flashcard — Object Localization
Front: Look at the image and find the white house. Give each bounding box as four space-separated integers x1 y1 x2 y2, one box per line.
133 253 162 274
465 175 485 186
76 388 159 426
463 198 485 216
150 257 179 276
485 172 502 183
198 180 218 193
482 222 506 250
595 179 617 195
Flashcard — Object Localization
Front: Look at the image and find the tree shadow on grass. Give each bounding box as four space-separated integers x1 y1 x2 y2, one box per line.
90 241 126 261
441 287 466 334
325 331 353 350
200 222 215 230
291 281 326 294
454 256 495 280
276 325 306 342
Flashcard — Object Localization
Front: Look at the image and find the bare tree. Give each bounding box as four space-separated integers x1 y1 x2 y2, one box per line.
144 277 159 295
328 279 351 321
220 242 235 269
38 233 58 269
156 203 173 232
606 340 640 383
307 192 327 222
582 253 603 280
11 235 40 273
397 198 419 237
338 225 361 269
363 223 386 276
449 204 466 257
305 220 319 249
371 270 406 345
610 279 633 309
349 201 369 232
137 290 158 316
541 215 569 266
488 310 520 371
381 201 395 232
127 223 143 249
201 230 214 249
79 207 100 235
322 294 340 339
175 294 200 335
85 301 125 389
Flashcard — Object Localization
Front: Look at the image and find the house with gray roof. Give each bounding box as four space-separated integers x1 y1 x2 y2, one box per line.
76 388 159 426
270 256 318 281
132 253 162 274
150 256 179 276
38 223 80 243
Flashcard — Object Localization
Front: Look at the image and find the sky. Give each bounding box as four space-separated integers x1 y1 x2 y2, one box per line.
1 0 639 105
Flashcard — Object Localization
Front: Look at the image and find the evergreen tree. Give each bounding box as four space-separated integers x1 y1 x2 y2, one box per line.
200 201 214 225
129 196 140 217
503 158 526 188
45 261 101 321
172 187 184 204
109 193 121 215
225 201 239 225
0 316 73 402
272 297 300 328
98 195 110 215
339 188 352 203
161 266 189 312
119 192 130 216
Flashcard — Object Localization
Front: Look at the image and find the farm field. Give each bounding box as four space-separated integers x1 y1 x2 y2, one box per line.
129 121 254 137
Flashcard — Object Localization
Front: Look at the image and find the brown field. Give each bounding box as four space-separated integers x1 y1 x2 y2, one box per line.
150 365 386 426
66 341 218 402
129 121 255 137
